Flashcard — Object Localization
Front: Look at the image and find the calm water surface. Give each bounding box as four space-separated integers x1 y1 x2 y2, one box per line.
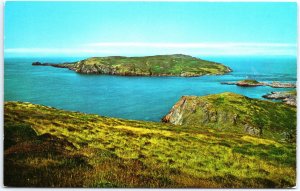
4 56 297 121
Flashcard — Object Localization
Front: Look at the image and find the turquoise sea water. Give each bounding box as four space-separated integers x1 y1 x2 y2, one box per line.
4 56 297 122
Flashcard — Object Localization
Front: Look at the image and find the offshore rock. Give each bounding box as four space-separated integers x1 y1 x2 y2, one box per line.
221 79 296 88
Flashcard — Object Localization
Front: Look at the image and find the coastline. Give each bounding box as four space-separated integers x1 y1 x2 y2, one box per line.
4 99 296 187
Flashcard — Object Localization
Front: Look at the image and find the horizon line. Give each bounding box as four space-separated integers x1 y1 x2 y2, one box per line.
4 42 297 57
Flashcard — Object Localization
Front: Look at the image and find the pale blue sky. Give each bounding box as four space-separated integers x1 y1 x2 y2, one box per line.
4 2 297 57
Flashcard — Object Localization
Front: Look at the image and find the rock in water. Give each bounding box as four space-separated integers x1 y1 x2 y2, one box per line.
32 62 42 65
221 79 296 88
236 79 263 87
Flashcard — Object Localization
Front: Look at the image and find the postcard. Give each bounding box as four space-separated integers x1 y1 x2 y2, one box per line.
4 1 297 188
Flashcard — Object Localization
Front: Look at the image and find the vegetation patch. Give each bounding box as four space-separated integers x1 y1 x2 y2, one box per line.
4 101 296 188
33 54 232 76
162 92 296 142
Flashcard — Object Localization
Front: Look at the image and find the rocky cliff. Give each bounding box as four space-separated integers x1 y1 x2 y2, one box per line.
162 92 296 142
32 54 232 76
263 91 297 106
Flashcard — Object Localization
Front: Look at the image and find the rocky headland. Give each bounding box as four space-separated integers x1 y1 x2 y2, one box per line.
263 91 297 106
162 92 296 142
221 79 296 88
32 54 232 77
32 62 72 68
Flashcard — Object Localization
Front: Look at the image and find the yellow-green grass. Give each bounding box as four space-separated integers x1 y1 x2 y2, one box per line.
286 90 297 95
238 79 260 84
4 101 295 188
163 92 296 143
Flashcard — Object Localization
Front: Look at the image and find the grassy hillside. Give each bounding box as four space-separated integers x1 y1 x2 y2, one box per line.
4 101 295 188
33 54 232 76
162 92 296 142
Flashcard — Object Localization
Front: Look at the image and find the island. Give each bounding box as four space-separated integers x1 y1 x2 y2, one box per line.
221 79 296 88
32 54 232 77
263 90 297 106
4 100 295 187
162 92 296 142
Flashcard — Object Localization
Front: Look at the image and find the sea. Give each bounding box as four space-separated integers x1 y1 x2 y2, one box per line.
4 56 297 122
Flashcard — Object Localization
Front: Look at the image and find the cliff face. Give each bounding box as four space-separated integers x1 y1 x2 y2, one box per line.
33 54 232 76
162 92 296 142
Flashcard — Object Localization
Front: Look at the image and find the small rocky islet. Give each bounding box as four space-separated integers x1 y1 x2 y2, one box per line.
221 79 297 106
221 79 296 88
32 54 232 77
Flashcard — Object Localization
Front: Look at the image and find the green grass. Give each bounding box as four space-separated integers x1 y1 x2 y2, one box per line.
56 54 231 76
4 101 296 188
286 90 297 96
238 79 260 84
163 92 296 142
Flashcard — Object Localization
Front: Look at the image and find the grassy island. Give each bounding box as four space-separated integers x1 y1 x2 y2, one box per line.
4 96 295 188
32 54 232 77
238 79 261 85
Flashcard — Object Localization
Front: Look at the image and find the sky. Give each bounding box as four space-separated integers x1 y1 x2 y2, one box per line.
4 2 297 57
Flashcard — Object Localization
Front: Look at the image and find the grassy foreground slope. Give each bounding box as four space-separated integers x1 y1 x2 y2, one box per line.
4 101 295 188
34 54 232 76
162 92 296 142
